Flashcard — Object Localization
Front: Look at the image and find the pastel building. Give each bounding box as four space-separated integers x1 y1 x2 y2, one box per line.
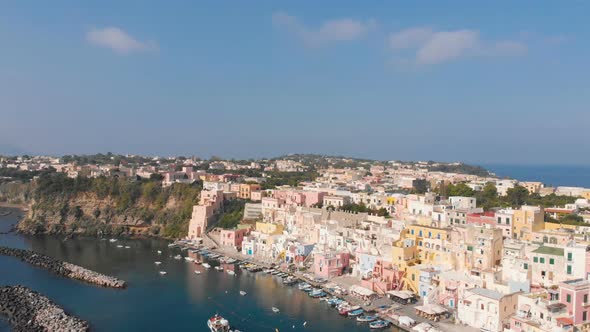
313 252 350 279
219 228 249 250
458 288 521 332
187 190 224 239
559 279 590 325
513 206 545 241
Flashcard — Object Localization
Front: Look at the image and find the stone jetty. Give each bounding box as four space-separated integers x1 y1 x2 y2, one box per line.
0 285 89 332
0 247 126 288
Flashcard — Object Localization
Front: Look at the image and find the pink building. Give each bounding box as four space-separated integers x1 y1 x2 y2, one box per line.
187 190 224 239
219 228 250 250
559 279 590 325
313 252 350 279
360 259 404 294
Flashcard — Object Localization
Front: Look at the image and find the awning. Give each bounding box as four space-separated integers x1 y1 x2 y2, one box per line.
350 285 375 297
556 317 574 326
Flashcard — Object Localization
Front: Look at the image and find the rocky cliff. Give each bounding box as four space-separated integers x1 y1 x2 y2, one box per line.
17 173 201 238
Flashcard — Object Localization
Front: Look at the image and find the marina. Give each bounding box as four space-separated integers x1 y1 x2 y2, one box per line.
0 210 406 332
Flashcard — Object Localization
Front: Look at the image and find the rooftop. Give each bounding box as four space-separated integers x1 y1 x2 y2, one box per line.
469 288 504 300
532 246 564 256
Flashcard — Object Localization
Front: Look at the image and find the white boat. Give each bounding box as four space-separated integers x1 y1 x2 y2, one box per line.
215 266 224 272
159 271 167 275
157 250 162 254
184 257 194 262
207 314 230 332
154 261 162 265
116 245 123 248
239 291 247 296
195 270 201 275
124 246 130 249
109 239 117 243
272 307 280 313
174 255 182 260
227 270 235 276
202 263 211 269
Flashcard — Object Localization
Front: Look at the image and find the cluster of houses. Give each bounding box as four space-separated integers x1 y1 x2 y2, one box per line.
186 166 590 332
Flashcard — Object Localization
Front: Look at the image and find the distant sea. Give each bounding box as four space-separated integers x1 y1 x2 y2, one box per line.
482 164 590 188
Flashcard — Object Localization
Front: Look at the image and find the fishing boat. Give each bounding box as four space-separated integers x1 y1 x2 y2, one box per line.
184 257 194 262
207 314 230 332
338 305 360 316
154 261 162 265
298 282 311 290
194 270 201 275
226 270 235 276
194 260 202 265
271 307 280 313
239 291 247 296
347 308 364 317
159 271 167 275
369 320 390 329
356 315 377 322
174 255 182 260
202 263 211 269
109 239 117 243
215 266 224 271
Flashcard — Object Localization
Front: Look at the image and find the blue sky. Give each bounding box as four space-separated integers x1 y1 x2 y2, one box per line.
1 1 588 164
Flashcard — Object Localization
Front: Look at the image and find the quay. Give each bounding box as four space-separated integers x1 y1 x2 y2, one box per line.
0 285 89 332
0 246 126 288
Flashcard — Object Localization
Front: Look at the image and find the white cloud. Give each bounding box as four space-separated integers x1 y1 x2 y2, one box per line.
389 27 527 65
272 12 376 47
86 27 157 54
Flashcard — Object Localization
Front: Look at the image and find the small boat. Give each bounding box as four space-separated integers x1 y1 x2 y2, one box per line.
348 309 364 317
194 270 201 275
157 250 162 254
202 263 211 269
227 270 235 276
357 315 377 322
124 246 130 249
369 320 390 329
184 257 194 262
215 266 224 272
116 245 123 248
109 239 117 243
271 307 280 313
207 314 230 332
239 291 247 296
174 255 182 260
159 271 167 275
154 261 162 265
194 260 202 265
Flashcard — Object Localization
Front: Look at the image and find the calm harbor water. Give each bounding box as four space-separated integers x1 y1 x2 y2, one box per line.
0 209 399 332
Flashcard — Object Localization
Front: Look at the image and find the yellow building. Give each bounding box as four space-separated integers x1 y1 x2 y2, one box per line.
239 183 261 200
255 222 284 235
512 206 544 241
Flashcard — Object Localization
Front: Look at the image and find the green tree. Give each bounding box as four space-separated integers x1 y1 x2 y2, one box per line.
506 186 529 206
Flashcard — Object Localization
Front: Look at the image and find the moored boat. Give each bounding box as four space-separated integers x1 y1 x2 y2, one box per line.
202 263 211 269
227 270 235 276
271 307 280 313
239 291 247 296
347 308 364 317
159 271 167 275
357 315 377 322
154 261 162 265
194 270 201 275
369 320 390 329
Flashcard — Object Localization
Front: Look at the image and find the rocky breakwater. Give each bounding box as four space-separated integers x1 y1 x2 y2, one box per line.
0 247 126 288
0 285 89 332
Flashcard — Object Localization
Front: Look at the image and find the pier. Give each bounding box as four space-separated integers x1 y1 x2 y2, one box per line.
0 285 89 332
0 247 126 288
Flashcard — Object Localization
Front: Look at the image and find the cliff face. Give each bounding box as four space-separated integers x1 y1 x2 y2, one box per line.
16 174 201 238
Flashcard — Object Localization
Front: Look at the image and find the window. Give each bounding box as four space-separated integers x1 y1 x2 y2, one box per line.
584 294 588 304
549 258 554 265
540 257 545 264
497 217 501 223
584 311 588 321
568 252 573 261
567 294 572 303
523 263 528 270
567 265 572 275
533 257 538 263
411 229 414 235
